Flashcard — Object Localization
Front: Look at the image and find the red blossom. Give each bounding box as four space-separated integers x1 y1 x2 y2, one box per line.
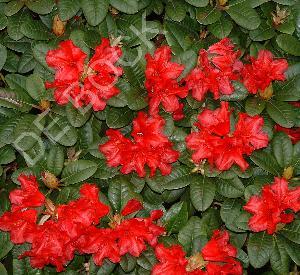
145 46 188 118
9 174 45 211
0 209 38 244
99 112 179 177
274 125 300 144
201 230 242 275
186 102 268 171
241 50 288 94
21 220 76 272
152 244 189 275
152 229 242 275
45 38 122 111
244 177 300 234
184 39 242 101
121 199 143 216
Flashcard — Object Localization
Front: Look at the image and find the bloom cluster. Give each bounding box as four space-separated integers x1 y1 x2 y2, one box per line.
152 229 242 275
145 46 188 120
184 38 243 101
0 175 164 271
186 101 269 171
184 38 288 100
244 177 300 234
99 112 179 177
45 38 123 111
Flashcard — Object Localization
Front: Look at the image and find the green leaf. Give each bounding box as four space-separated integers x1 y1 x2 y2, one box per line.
274 76 300 102
162 201 188 234
276 34 300 56
185 0 208 7
266 100 296 128
120 254 136 272
166 0 186 22
178 216 207 255
66 104 92 128
283 238 300 265
0 231 13 260
137 248 157 271
46 115 78 146
94 159 119 179
247 232 273 268
163 165 194 190
207 15 233 39
190 176 215 211
272 132 293 168
110 0 139 14
61 160 98 185
226 0 261 30
58 0 81 21
81 0 109 26
4 0 24 16
0 263 7 275
0 145 15 165
219 81 248 101
249 21 275 41
32 43 54 70
0 13 8 31
270 236 290 275
21 17 53 41
26 74 46 101
108 176 139 211
105 106 134 128
56 186 80 204
25 0 55 14
18 50 36 74
46 145 64 176
245 97 266 116
250 150 281 175
280 220 300 244
220 198 245 232
217 176 245 198
7 11 29 40
90 259 116 275
0 44 7 71
196 5 221 25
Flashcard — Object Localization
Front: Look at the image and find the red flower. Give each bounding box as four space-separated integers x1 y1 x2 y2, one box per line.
56 184 109 239
9 175 45 211
152 244 189 275
75 227 121 265
99 112 179 177
274 125 300 144
45 38 123 111
184 39 242 101
0 209 38 244
241 50 288 94
46 40 86 83
121 199 143 216
152 229 242 275
21 220 75 272
186 102 268 171
201 230 242 275
244 177 300 234
145 46 188 119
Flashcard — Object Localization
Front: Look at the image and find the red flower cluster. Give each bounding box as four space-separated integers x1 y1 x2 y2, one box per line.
152 229 242 275
184 38 243 101
145 46 188 120
99 112 179 177
244 177 300 234
241 50 288 94
186 102 269 171
45 38 122 111
0 175 164 271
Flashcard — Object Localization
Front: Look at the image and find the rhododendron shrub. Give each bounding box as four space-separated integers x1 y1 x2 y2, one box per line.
0 1 299 274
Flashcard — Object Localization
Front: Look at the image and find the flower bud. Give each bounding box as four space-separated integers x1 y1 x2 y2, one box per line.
52 14 66 36
39 100 51 111
283 166 294 180
41 171 59 189
259 84 273 100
